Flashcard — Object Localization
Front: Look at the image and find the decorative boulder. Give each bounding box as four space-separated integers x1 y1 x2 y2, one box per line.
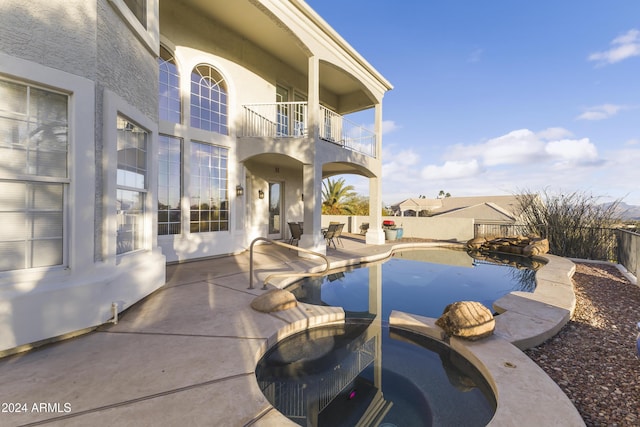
466 237 486 250
523 238 550 256
251 289 298 313
435 301 495 340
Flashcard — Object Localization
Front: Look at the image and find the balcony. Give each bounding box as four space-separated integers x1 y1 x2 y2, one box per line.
241 102 377 158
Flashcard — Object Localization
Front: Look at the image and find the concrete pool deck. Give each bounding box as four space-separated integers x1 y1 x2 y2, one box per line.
0 235 584 426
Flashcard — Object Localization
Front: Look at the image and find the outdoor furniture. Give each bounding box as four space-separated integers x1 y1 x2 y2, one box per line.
323 223 340 249
360 222 369 235
333 222 345 246
288 222 303 246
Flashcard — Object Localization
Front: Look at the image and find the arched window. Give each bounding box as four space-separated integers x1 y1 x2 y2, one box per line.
190 65 228 134
158 46 181 123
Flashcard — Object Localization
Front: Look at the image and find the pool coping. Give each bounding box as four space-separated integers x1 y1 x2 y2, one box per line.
258 243 586 426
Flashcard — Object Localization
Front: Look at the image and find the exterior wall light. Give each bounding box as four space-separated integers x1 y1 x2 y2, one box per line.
258 189 264 199
236 185 244 197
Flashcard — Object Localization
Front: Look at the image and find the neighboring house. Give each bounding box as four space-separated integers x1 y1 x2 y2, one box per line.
391 195 523 223
389 197 444 217
0 0 392 353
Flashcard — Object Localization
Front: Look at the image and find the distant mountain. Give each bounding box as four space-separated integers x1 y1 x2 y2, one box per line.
603 202 640 221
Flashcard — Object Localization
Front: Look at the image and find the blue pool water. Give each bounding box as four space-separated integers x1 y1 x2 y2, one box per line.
289 248 538 320
256 248 540 426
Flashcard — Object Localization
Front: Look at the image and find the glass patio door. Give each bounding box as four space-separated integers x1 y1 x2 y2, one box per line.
276 85 289 136
268 182 283 239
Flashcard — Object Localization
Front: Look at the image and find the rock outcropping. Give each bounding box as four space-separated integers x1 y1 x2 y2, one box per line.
467 235 549 257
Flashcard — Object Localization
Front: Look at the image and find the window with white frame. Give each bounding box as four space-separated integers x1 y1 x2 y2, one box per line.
0 79 68 272
107 0 158 56
190 65 228 134
116 115 147 254
159 46 181 123
189 142 228 233
123 0 147 29
158 135 181 235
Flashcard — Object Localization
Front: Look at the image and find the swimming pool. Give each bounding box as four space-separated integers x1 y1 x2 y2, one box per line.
288 247 539 320
256 247 540 426
256 319 497 426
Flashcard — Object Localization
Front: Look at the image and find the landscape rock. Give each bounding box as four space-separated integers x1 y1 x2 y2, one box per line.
466 235 549 257
466 237 486 250
435 301 495 340
523 238 550 256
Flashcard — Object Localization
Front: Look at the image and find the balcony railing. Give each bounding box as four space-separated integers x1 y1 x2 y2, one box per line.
242 102 307 138
241 102 377 158
319 106 376 157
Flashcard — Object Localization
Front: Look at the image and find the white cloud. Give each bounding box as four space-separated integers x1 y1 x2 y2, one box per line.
545 138 599 164
576 104 627 121
588 28 640 65
626 138 639 146
421 159 482 180
423 128 601 177
379 128 636 205
537 127 574 140
382 120 400 135
381 147 421 178
448 129 545 166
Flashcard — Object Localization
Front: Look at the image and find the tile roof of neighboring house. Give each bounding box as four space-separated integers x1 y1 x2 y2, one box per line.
390 195 523 219
433 202 517 222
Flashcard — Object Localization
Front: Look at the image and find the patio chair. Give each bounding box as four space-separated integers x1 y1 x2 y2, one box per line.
323 223 340 249
288 222 303 246
333 223 345 247
360 222 369 235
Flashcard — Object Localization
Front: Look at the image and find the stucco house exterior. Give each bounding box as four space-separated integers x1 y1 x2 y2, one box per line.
0 0 392 354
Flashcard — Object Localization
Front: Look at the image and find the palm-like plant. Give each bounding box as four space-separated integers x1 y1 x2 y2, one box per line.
322 177 356 214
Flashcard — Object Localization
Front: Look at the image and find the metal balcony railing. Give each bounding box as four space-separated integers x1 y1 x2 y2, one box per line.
241 102 307 138
241 102 377 158
320 106 376 158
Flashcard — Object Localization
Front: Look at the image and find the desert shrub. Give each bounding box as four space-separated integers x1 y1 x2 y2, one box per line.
516 190 622 260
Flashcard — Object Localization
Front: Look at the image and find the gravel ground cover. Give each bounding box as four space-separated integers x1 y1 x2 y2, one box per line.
525 262 640 426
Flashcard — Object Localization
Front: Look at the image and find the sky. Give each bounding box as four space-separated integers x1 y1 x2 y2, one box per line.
305 0 640 206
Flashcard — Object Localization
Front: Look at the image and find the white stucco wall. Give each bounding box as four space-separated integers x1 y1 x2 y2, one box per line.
322 215 475 242
0 0 167 354
0 1 98 80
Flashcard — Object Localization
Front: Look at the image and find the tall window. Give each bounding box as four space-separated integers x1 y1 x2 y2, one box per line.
159 46 181 123
116 116 147 254
158 135 181 235
190 65 228 134
0 79 68 272
190 142 228 233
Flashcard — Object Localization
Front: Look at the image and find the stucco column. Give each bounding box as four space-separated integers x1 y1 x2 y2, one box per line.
366 102 385 244
307 55 319 140
299 162 326 256
366 176 385 244
298 55 325 256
